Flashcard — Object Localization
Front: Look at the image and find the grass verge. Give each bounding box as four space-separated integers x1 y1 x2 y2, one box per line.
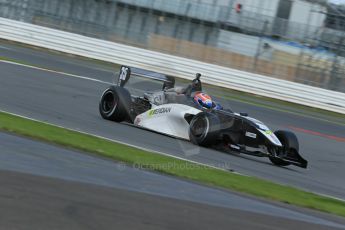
0 56 35 67
1 111 345 217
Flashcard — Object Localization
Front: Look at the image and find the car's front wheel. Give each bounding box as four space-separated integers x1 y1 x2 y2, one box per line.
189 112 220 147
268 130 299 167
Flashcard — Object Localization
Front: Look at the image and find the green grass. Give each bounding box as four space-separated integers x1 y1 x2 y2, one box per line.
0 56 35 67
1 111 345 217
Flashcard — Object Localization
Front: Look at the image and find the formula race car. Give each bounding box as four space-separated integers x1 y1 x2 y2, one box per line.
99 66 308 168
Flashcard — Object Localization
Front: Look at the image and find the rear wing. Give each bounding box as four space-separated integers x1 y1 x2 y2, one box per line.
117 66 175 90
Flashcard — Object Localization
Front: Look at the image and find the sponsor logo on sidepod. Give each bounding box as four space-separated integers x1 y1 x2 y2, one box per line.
149 107 172 116
245 132 257 139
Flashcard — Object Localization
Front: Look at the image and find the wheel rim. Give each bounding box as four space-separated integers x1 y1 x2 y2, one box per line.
191 116 207 137
102 91 118 114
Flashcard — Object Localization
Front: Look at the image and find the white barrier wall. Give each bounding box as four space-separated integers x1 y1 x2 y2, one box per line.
0 17 344 114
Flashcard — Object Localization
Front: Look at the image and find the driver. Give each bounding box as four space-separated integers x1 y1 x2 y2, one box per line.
193 92 223 110
193 92 224 110
194 92 213 109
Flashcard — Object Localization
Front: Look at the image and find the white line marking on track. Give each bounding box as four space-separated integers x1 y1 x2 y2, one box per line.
0 60 111 84
0 45 11 50
314 192 345 203
0 109 233 173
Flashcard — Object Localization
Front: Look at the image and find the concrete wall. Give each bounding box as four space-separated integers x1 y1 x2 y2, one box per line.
230 0 279 17
0 0 218 45
117 0 227 22
225 0 326 40
290 1 326 27
288 0 326 39
0 0 328 42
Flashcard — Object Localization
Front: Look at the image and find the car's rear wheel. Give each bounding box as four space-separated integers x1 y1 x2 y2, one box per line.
189 112 220 147
99 86 132 122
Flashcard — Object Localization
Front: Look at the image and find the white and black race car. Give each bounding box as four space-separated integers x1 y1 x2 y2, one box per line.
99 66 308 168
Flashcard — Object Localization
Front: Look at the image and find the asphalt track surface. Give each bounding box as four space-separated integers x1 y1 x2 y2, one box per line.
1 132 345 230
1 42 345 200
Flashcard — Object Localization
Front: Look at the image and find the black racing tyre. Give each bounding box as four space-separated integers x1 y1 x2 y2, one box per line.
99 86 132 122
189 112 220 147
269 130 299 166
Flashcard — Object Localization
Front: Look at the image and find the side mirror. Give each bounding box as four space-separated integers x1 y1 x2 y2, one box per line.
240 112 248 117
